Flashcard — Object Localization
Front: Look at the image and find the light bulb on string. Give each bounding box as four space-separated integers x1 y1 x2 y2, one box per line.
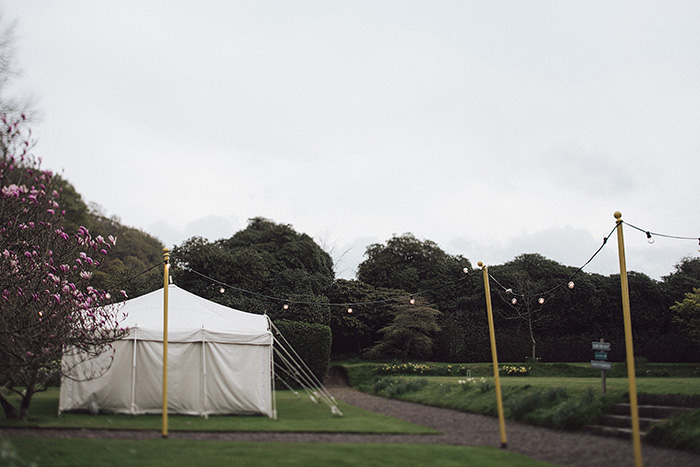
105 293 111 300
283 303 289 310
347 307 353 314
646 232 655 244
511 297 517 305
538 297 545 305
568 281 575 289
409 297 416 305
463 267 469 274
219 287 225 294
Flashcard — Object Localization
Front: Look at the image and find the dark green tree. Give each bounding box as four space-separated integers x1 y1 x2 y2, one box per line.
489 254 577 360
357 233 476 361
662 257 700 307
365 298 441 361
326 279 406 357
172 218 334 324
670 288 700 343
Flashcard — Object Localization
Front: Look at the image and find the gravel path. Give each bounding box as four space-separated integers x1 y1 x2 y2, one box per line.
2 380 700 467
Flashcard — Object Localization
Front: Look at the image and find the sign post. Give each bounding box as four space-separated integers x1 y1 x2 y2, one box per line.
591 339 611 394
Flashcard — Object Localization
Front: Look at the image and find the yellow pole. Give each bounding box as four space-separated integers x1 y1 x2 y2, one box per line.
162 248 170 438
614 212 643 467
479 261 507 449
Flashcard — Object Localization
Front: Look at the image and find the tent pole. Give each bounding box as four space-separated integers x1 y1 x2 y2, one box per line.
162 249 170 438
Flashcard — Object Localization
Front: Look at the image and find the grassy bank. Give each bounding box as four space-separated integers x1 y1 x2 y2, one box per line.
341 361 700 452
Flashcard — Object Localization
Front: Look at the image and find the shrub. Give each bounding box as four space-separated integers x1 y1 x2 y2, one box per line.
371 376 428 398
550 387 601 430
377 362 469 377
274 319 331 385
646 408 700 453
506 387 567 420
499 365 530 376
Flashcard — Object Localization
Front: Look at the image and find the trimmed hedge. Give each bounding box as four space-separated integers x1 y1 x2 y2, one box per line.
273 319 332 386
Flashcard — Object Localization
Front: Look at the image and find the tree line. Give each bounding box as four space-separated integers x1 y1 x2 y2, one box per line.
170 220 700 364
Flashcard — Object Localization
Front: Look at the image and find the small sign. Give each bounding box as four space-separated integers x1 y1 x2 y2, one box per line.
591 360 612 370
592 341 611 351
594 351 608 360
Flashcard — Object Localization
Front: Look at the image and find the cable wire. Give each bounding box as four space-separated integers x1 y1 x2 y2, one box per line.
623 221 699 241
183 265 470 308
487 224 617 299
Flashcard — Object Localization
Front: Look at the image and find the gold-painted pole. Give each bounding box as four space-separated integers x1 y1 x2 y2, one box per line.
614 212 643 467
479 261 507 449
162 248 170 438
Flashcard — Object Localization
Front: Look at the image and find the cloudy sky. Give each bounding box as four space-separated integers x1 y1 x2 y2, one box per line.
3 1 699 280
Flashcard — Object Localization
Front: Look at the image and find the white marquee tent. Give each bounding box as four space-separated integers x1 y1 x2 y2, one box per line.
59 284 275 418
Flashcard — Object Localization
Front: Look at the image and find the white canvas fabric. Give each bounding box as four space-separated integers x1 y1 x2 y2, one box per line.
59 284 275 418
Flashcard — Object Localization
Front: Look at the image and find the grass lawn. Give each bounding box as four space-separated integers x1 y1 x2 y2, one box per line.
1 438 557 467
0 388 436 434
0 387 556 467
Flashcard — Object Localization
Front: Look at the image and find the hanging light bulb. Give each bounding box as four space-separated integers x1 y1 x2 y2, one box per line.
409 297 416 305
105 292 111 300
463 267 469 274
283 303 289 310
219 287 225 294
538 297 545 305
347 307 353 314
511 297 517 305
646 231 655 244
568 281 575 289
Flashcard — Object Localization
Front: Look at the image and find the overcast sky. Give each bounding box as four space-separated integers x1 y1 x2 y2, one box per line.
3 1 699 280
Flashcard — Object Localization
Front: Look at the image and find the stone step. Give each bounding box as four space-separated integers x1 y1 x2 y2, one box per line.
611 403 693 419
599 414 660 431
637 394 700 408
585 424 649 440
586 398 699 440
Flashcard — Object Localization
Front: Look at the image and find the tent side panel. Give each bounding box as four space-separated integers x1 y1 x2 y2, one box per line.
131 340 167 413
59 341 134 413
206 342 273 417
167 342 204 415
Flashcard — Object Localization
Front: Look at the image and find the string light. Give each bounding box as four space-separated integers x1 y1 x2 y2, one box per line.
568 281 575 289
409 297 415 305
219 287 225 294
183 266 470 311
646 231 655 244
463 267 469 274
511 298 517 305
283 303 289 310
538 297 545 304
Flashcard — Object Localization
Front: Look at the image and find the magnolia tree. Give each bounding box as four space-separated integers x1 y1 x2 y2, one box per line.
0 116 127 420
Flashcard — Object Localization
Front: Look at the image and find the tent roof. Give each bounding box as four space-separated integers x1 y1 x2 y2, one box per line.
118 284 271 344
